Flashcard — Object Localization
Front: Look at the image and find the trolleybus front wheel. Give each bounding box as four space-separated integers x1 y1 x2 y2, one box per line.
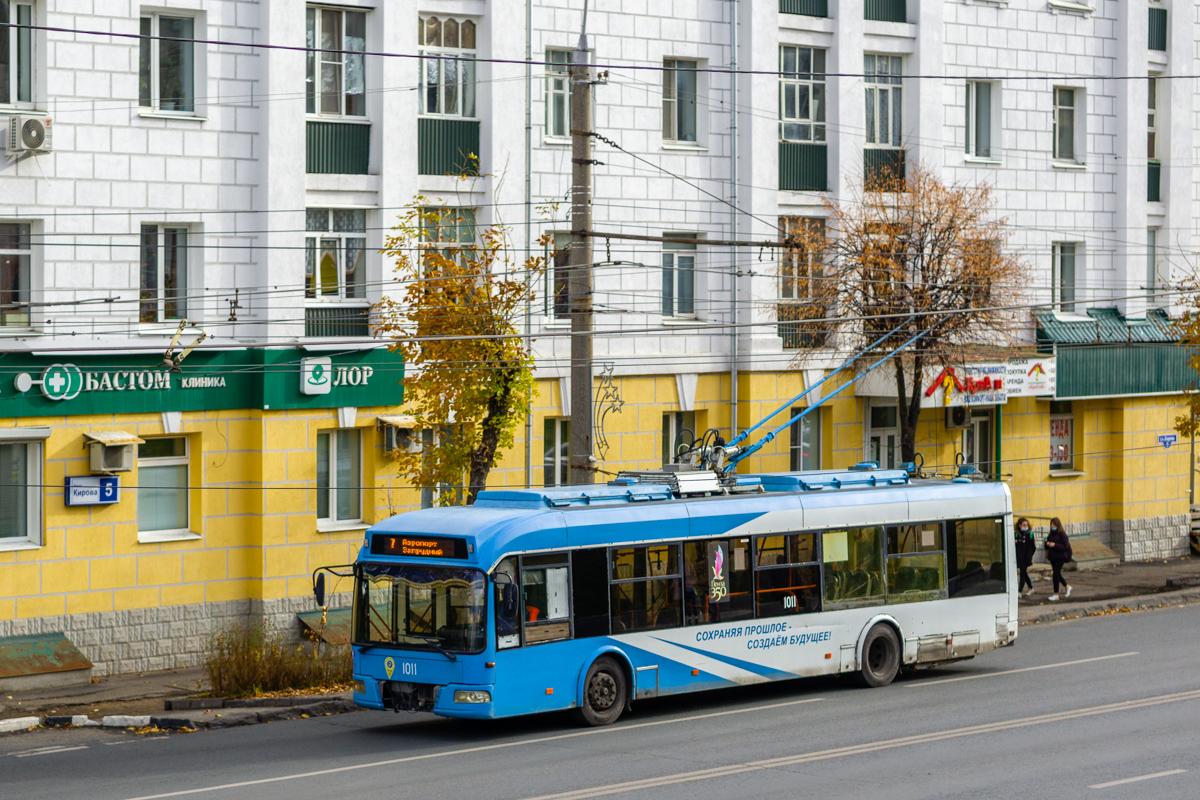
853 623 900 688
575 656 627 726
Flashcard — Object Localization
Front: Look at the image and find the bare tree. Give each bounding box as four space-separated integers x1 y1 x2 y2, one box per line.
780 164 1028 463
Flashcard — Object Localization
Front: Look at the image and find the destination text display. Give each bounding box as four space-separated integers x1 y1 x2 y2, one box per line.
371 535 469 559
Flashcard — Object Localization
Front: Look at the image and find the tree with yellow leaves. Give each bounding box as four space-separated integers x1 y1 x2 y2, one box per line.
375 205 544 505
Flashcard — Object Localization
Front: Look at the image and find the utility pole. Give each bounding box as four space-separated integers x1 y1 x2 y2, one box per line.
568 12 594 485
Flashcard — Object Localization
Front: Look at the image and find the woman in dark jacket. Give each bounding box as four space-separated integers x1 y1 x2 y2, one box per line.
1043 517 1072 601
1015 517 1036 597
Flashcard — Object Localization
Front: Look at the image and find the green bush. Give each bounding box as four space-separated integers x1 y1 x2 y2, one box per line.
203 622 352 699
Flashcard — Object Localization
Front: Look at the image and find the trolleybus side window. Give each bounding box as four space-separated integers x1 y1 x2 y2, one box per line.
522 553 572 644
611 544 681 632
822 526 885 608
683 538 753 625
753 533 821 617
947 517 1006 596
885 523 948 602
571 548 610 639
494 558 520 649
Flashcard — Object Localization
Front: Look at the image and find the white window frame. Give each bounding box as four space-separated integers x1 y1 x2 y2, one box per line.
1049 402 1075 472
864 54 902 149
0 1 35 109
418 15 477 118
1052 242 1078 313
662 58 699 144
545 231 570 322
137 436 194 543
0 220 33 328
965 80 1000 161
317 428 363 528
545 49 571 140
139 224 191 324
543 417 569 486
789 408 821 472
663 410 697 465
779 45 826 143
1052 86 1084 164
1147 76 1158 162
306 5 367 118
138 10 202 116
0 428 47 551
779 216 823 301
1146 228 1164 305
305 208 368 303
661 233 697 319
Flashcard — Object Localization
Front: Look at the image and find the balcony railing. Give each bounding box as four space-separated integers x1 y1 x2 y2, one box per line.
780 0 828 17
776 303 829 350
418 118 481 176
1147 161 1161 202
306 121 370 174
1148 7 1167 51
779 142 828 192
864 148 906 189
305 306 371 338
865 0 906 23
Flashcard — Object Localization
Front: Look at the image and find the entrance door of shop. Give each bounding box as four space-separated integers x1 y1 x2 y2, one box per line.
868 405 898 469
963 407 995 477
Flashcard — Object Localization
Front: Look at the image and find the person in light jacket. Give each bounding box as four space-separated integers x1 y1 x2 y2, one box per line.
1043 517 1073 601
1014 517 1036 597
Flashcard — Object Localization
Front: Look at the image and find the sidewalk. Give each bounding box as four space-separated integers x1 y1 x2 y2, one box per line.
3 555 1197 733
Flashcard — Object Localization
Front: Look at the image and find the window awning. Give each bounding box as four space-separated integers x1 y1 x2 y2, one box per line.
83 431 145 446
377 414 417 428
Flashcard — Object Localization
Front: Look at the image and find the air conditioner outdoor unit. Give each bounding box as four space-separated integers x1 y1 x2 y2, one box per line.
945 406 971 430
382 425 422 455
89 442 135 473
7 115 53 154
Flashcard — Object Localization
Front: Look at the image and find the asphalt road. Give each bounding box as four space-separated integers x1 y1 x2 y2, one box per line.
3 605 1199 800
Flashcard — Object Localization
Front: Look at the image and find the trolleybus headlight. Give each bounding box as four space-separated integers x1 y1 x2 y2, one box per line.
352 680 366 694
453 690 492 704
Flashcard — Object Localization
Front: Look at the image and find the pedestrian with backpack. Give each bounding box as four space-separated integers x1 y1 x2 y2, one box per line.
1015 517 1036 597
1044 517 1072 601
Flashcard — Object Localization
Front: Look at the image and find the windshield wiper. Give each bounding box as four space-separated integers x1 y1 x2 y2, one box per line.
408 635 458 662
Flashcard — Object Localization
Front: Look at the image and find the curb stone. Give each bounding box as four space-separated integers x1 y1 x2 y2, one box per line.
102 715 151 727
1021 586 1200 625
0 717 41 734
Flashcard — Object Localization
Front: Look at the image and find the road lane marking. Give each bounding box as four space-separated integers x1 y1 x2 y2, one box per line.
118 696 823 800
521 688 1200 800
907 652 1139 687
1089 769 1186 789
14 745 89 757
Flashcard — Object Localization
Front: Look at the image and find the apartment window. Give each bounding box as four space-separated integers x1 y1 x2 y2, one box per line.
779 46 825 142
306 209 365 301
0 435 42 547
138 437 189 537
546 232 570 320
662 234 696 318
306 6 366 116
1052 88 1077 162
421 207 476 268
663 411 696 465
789 409 820 471
543 418 569 486
0 1 33 107
780 217 823 301
1052 243 1077 313
1147 228 1162 303
546 49 571 138
139 13 196 113
0 222 31 327
864 55 902 148
1049 401 1074 471
317 428 361 524
1147 77 1158 161
662 58 698 143
419 16 477 117
139 225 189 323
965 81 994 159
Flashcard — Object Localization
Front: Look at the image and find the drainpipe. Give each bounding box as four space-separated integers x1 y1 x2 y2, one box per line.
728 0 739 438
523 0 534 488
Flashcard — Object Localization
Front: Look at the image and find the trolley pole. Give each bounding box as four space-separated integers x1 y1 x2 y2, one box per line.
568 21 595 485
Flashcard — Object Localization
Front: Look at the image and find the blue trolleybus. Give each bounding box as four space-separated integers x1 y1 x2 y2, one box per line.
334 467 1016 726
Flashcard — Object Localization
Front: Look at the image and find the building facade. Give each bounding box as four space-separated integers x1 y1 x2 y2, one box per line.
0 0 1194 677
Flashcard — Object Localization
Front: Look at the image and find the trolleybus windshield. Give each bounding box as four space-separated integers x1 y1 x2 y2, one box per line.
354 564 487 654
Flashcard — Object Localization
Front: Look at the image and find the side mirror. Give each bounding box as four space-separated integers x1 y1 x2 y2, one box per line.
314 573 326 608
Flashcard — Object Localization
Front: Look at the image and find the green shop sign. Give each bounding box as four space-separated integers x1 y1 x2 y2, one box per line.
0 348 404 418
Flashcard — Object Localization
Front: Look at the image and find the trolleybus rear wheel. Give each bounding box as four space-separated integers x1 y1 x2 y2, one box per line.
854 623 900 688
575 656 627 726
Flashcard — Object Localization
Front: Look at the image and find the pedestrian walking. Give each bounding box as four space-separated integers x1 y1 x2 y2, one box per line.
1015 517 1036 597
1043 517 1073 601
